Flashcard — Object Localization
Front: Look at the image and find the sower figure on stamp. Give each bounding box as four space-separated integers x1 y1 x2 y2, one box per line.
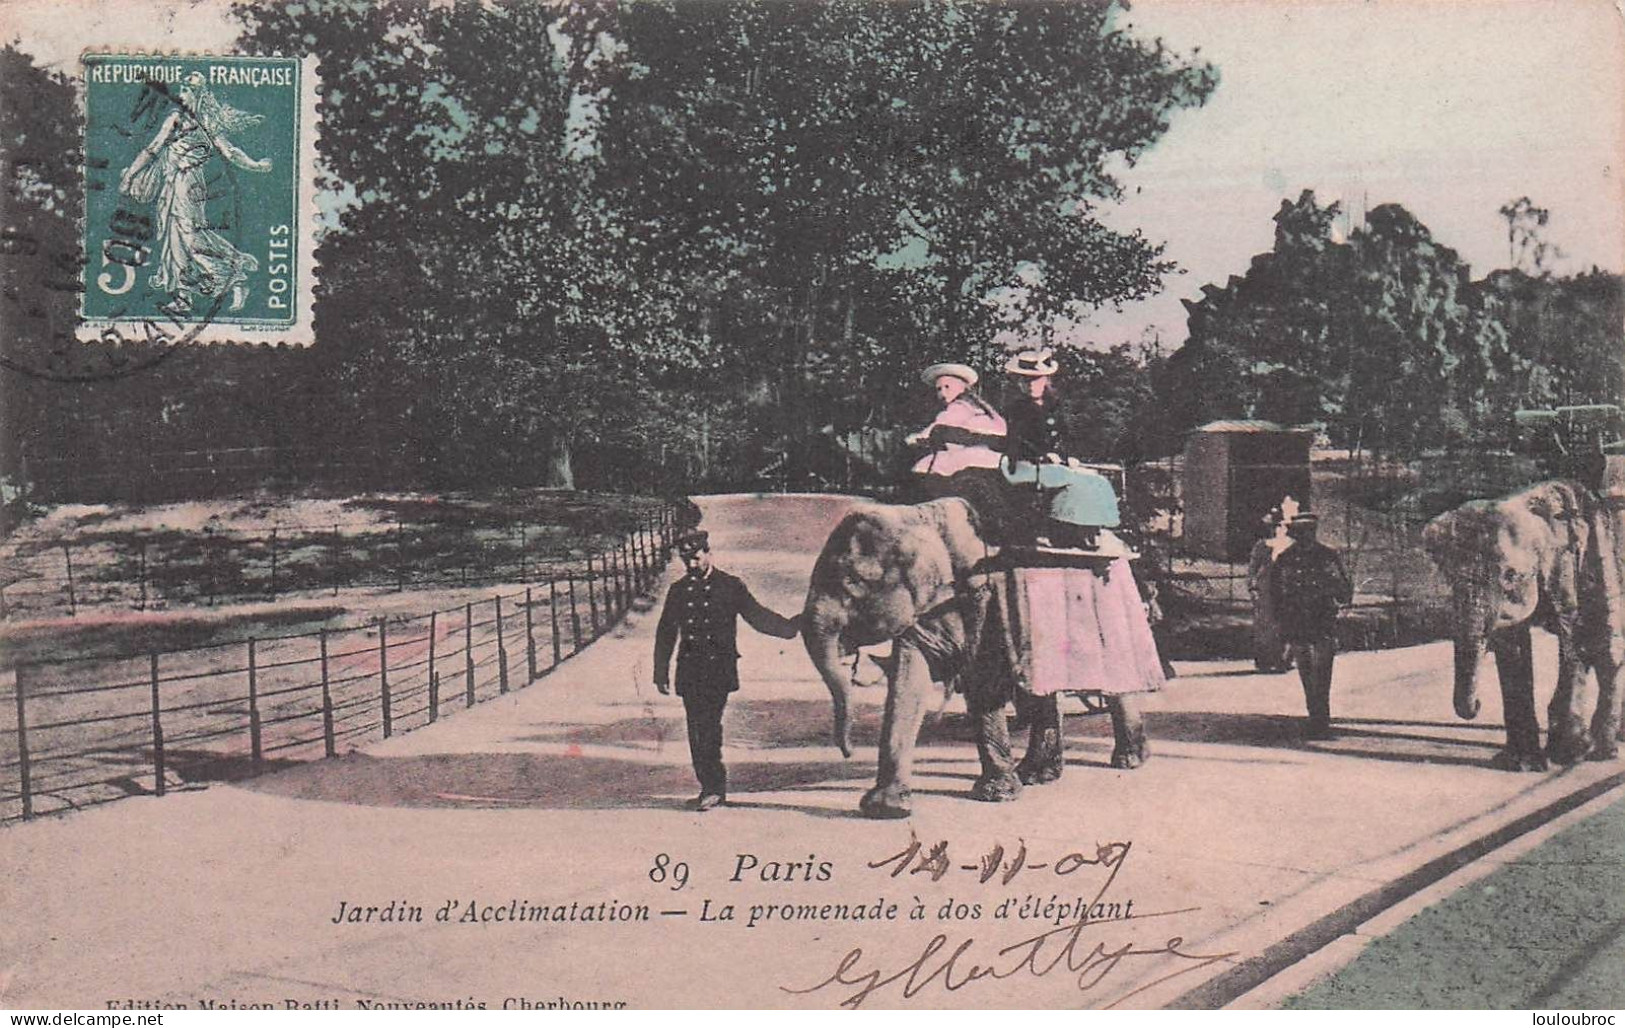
119 71 272 315
1270 512 1353 739
654 530 800 811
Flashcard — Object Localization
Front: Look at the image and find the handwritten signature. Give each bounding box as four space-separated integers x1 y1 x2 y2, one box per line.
785 838 1235 1007
781 908 1234 1008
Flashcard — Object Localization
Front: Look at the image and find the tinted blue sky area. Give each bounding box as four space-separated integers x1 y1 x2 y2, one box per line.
11 0 1622 349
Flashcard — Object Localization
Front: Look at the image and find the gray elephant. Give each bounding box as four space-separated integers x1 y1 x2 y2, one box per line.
801 497 1150 819
1422 468 1625 770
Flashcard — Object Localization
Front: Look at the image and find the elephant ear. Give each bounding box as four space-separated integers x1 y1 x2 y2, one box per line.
1423 506 1478 568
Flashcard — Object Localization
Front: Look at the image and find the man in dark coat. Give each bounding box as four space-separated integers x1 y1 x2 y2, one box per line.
1270 513 1353 739
654 530 800 810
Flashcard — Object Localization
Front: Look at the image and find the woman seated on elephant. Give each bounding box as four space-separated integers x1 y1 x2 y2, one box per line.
1002 347 1073 465
906 361 1011 542
999 347 1120 550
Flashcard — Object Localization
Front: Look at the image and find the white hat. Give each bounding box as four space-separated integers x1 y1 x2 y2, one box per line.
921 362 979 387
1004 348 1059 377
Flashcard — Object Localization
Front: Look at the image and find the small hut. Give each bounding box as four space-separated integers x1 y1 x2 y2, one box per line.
1182 420 1314 560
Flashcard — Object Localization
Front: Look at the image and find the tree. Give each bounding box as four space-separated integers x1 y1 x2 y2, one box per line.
236 1 1216 489
236 0 719 488
1498 196 1558 274
1170 191 1520 457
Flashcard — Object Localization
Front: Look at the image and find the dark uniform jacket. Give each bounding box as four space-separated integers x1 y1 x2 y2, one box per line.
1005 395 1072 464
654 569 799 696
1270 540 1353 642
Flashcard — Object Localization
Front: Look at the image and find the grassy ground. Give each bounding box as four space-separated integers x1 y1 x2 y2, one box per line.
1285 794 1625 1009
0 489 670 624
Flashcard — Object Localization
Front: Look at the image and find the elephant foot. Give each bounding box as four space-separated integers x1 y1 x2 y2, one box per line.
1587 739 1620 762
1016 759 1063 785
1110 742 1149 770
1547 731 1593 767
970 773 1023 802
859 783 913 819
1489 748 1549 772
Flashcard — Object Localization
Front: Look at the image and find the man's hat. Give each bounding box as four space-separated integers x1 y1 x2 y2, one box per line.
1287 511 1319 531
1004 348 1059 377
921 362 979 387
676 529 710 555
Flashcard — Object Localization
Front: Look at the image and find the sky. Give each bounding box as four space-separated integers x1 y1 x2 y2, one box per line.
6 0 1622 350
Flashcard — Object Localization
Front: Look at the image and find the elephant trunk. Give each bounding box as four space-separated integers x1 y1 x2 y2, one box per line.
1453 632 1485 721
803 610 854 758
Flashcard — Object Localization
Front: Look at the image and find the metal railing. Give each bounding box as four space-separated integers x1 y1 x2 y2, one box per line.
0 507 678 825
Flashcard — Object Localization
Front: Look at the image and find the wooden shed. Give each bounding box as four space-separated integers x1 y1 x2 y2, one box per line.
1182 420 1314 560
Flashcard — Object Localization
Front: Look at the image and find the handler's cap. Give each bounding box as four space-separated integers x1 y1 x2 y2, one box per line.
1287 511 1319 530
676 529 710 555
921 362 979 388
1004 347 1059 377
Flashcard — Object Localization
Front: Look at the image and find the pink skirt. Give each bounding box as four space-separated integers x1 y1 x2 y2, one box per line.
1007 561 1166 696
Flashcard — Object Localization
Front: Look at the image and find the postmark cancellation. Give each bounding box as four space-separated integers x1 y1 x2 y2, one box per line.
78 52 318 346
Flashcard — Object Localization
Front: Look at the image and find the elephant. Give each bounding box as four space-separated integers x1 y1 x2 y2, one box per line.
1422 466 1625 771
801 497 1149 819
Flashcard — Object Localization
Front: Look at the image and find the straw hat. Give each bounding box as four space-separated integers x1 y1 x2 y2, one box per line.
921 362 979 387
1004 348 1059 377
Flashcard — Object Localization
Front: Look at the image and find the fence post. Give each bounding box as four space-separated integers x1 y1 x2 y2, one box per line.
525 587 537 682
378 619 392 739
203 529 216 608
1390 513 1403 644
14 667 31 820
496 595 509 694
550 578 563 667
622 536 635 603
319 630 335 757
62 543 77 617
609 545 623 615
268 528 279 598
428 612 439 723
247 638 262 765
149 653 165 797
642 518 653 583
634 520 646 590
586 554 600 637
568 574 582 654
464 602 475 708
394 516 406 592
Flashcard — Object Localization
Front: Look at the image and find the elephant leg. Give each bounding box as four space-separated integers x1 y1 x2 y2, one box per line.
1014 691 1063 785
1546 625 1593 765
969 689 1023 802
859 640 931 819
1109 692 1150 769
1588 657 1622 761
1489 627 1547 771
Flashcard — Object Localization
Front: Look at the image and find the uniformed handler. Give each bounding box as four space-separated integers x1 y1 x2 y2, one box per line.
1269 512 1354 739
654 529 800 811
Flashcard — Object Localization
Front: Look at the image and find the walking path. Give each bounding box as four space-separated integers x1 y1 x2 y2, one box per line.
2 493 1618 1010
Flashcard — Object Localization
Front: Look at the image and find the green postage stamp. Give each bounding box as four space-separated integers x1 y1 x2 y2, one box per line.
79 53 318 345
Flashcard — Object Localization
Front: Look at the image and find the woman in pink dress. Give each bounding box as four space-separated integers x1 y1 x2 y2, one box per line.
905 362 1011 541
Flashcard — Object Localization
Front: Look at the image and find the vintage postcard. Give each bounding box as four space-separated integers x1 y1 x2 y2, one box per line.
0 0 1622 1015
